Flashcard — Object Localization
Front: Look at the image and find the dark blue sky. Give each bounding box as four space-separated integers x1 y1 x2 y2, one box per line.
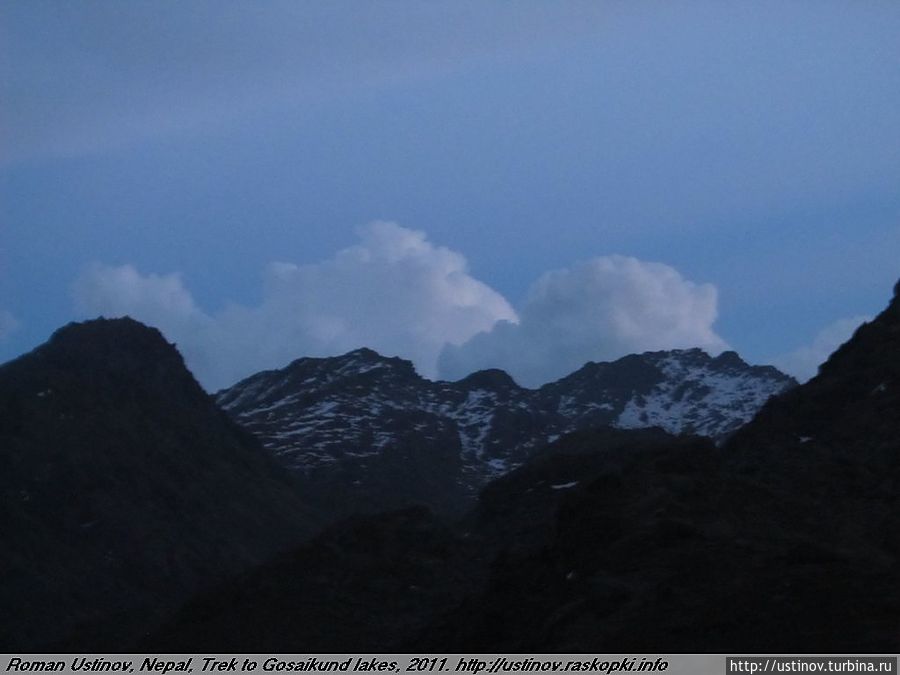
2 1 898 388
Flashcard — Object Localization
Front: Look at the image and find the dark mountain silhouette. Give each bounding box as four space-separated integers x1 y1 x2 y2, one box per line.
414 281 900 651
147 280 899 652
0 318 321 651
145 506 480 652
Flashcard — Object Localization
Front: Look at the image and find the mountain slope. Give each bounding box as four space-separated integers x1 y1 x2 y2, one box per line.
0 318 320 651
143 428 687 653
418 281 900 651
145 506 480 652
217 347 793 515
150 279 899 652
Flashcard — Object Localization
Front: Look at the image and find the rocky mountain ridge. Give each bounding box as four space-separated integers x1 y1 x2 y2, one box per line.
148 280 900 653
217 346 794 513
4 281 897 652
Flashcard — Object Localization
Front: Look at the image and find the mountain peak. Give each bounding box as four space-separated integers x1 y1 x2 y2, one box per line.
712 350 746 368
340 347 383 361
218 338 795 517
0 316 318 650
46 316 175 359
455 368 520 390
5 316 200 396
273 347 418 382
330 348 418 379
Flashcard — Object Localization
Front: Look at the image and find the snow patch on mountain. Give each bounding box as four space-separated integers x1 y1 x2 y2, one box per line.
217 347 795 486
615 352 788 437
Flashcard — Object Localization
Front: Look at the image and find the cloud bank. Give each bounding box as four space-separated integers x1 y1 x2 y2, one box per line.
73 222 515 390
439 256 728 387
771 315 870 383
73 224 729 391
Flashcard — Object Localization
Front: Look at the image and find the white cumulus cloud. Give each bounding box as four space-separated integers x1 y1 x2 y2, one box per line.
72 230 731 391
72 222 516 390
73 265 203 326
771 315 870 382
438 255 728 387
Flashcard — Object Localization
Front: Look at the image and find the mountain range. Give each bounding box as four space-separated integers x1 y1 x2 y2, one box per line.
149 279 900 652
1 280 897 652
217 347 793 515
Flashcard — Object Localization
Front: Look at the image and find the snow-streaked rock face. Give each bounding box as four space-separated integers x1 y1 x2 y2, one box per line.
614 350 793 436
216 347 795 504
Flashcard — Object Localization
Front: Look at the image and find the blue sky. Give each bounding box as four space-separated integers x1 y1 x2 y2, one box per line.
2 1 898 389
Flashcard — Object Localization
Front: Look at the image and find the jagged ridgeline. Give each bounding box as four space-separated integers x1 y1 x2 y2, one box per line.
147 279 900 652
216 345 793 516
4 280 898 652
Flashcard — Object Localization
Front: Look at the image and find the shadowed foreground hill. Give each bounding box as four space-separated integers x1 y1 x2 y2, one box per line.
148 281 900 652
146 506 480 652
422 283 900 651
0 318 320 651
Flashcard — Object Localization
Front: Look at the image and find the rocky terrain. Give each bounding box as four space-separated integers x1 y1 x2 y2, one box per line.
147 281 900 652
5 281 897 653
217 347 793 516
